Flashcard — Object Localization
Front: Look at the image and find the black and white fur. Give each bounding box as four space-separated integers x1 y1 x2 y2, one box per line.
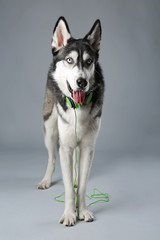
38 17 104 226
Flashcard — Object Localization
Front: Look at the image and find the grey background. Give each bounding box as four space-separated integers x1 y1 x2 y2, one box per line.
0 0 160 240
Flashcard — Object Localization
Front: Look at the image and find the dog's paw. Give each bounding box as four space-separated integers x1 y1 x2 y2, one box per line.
59 211 76 226
38 178 51 189
78 208 94 222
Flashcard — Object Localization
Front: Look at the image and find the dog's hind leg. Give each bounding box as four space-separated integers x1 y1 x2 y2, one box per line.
38 106 58 189
38 86 58 189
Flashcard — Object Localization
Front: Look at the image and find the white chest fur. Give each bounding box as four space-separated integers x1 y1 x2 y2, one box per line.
57 103 101 149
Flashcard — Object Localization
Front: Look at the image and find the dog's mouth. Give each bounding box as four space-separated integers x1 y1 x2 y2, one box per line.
67 81 85 104
73 91 85 104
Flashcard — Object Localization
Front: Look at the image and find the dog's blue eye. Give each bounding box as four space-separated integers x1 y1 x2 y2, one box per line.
66 57 73 64
86 58 93 65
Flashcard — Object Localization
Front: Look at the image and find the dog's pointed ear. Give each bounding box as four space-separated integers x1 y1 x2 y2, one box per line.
51 17 71 53
84 20 101 51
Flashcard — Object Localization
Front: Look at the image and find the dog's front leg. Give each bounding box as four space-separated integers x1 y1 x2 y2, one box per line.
78 147 94 222
59 146 76 226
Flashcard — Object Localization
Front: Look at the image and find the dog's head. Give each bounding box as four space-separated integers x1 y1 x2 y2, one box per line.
51 17 101 104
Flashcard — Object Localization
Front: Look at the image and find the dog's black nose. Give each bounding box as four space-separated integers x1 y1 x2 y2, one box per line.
77 78 87 89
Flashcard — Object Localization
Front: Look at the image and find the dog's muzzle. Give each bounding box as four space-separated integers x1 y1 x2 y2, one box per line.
76 78 87 89
66 81 86 104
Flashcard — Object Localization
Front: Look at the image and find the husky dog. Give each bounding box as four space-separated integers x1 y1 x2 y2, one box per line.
38 17 104 226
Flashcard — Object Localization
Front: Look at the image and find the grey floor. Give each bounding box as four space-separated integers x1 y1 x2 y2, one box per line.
1 150 160 240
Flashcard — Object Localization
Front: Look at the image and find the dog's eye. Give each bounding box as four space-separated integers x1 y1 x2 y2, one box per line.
66 57 74 64
86 58 93 66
